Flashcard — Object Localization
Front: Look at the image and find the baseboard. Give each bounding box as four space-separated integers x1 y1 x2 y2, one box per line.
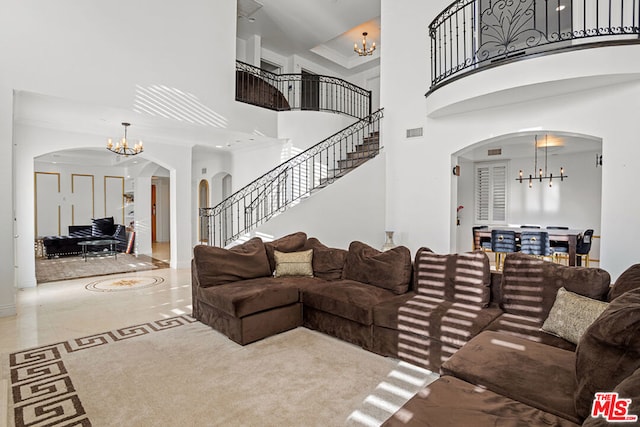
0 304 16 318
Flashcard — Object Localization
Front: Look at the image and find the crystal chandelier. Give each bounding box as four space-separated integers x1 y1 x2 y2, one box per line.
516 134 566 188
354 32 376 56
107 122 144 156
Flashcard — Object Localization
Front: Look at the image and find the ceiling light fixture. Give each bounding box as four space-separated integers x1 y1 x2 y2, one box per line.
354 32 376 56
107 122 144 156
516 134 567 188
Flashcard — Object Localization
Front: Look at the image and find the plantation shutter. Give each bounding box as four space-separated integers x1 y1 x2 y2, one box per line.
475 162 507 224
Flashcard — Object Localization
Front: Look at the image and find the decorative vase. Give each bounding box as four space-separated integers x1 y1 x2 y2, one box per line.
381 231 396 251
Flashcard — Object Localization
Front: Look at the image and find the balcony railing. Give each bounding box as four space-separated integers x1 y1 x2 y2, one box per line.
429 0 640 90
236 60 372 119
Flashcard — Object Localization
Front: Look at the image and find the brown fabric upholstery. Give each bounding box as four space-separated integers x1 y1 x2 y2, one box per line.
582 366 640 426
500 253 610 322
342 241 412 294
372 292 418 329
383 376 580 427
303 237 347 280
264 232 308 272
483 313 577 351
301 280 396 325
414 248 491 307
193 238 271 288
608 263 640 301
196 278 302 318
303 306 373 349
372 326 454 371
441 330 580 424
575 287 640 419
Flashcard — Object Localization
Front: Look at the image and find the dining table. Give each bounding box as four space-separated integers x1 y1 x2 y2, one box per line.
473 226 584 266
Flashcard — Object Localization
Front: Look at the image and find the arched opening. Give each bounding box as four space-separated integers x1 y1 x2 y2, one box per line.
198 179 210 243
453 130 602 266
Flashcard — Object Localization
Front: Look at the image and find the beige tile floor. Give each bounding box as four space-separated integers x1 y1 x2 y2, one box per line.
0 266 192 355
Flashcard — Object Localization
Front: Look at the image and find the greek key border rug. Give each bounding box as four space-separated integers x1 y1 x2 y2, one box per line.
2 317 425 427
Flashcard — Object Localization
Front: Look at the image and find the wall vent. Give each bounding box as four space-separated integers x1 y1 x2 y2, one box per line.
406 127 423 138
202 168 207 175
487 148 502 156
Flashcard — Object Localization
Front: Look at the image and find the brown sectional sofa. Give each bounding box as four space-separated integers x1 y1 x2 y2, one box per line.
191 232 640 426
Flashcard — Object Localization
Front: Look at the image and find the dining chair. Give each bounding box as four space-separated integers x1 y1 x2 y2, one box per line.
576 229 594 267
490 230 517 271
520 225 541 229
472 225 492 252
547 226 569 263
519 231 554 262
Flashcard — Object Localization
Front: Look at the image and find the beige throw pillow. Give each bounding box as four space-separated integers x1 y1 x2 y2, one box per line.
541 287 609 345
274 249 313 277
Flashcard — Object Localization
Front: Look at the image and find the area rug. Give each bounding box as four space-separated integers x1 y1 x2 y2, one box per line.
35 254 169 284
1 316 434 426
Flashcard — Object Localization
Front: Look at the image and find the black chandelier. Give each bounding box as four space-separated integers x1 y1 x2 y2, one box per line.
516 135 567 188
107 122 144 156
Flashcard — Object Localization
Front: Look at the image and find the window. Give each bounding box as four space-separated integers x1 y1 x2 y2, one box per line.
475 161 507 224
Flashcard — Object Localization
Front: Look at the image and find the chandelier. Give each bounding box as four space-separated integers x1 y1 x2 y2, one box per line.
516 134 567 188
107 122 143 156
354 32 376 56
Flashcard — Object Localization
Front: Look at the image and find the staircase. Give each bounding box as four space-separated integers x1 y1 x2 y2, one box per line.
200 109 384 247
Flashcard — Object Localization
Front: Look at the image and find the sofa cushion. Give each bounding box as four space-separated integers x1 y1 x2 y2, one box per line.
383 375 581 427
373 293 502 348
303 237 347 280
92 216 115 236
273 249 313 277
342 241 412 294
441 330 580 423
193 237 271 288
500 253 610 321
301 280 396 325
608 263 640 302
575 287 640 419
541 287 608 345
483 313 578 351
264 232 308 272
196 277 303 317
414 248 491 307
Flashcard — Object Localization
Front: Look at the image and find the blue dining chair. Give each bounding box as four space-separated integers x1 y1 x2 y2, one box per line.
519 231 554 262
491 230 518 271
547 226 570 263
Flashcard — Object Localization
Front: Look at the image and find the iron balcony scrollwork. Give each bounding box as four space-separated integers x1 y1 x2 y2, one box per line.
429 0 640 90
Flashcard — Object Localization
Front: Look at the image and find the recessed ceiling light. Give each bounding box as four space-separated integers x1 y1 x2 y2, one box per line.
215 145 223 148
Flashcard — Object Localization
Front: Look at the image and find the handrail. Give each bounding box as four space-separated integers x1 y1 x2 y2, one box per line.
236 60 372 119
429 0 640 90
201 108 384 247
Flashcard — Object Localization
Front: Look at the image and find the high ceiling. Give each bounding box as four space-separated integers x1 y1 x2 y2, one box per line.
236 0 381 75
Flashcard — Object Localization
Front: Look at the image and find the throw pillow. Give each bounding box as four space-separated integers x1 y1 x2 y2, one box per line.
414 247 491 307
342 241 411 294
264 232 308 272
608 263 640 302
500 253 610 319
273 249 313 277
574 287 640 419
541 287 609 345
303 237 347 280
92 216 115 236
193 237 271 288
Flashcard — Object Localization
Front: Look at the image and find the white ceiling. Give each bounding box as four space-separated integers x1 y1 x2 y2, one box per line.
236 0 381 75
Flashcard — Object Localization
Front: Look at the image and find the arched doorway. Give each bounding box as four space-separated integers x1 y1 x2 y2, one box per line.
452 131 602 265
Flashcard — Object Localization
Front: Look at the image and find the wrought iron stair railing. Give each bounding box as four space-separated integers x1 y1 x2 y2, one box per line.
429 0 640 91
200 108 383 247
236 60 372 119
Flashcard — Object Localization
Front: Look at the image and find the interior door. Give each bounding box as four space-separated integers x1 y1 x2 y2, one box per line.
301 70 320 111
151 184 157 242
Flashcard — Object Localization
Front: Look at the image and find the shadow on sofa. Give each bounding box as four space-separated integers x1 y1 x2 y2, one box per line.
43 216 127 258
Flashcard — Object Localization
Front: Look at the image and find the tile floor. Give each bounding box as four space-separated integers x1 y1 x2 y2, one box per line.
0 266 192 355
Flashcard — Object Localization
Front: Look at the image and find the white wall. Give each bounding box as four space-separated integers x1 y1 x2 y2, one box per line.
252 154 386 250
278 111 356 152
